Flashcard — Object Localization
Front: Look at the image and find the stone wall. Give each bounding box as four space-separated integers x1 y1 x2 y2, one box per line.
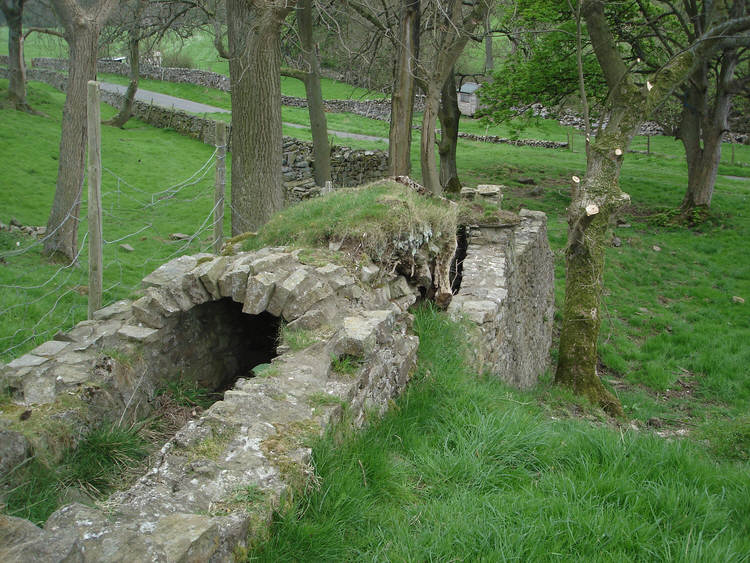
30 57 419 120
8 65 390 197
32 56 232 91
449 210 555 387
1 247 421 561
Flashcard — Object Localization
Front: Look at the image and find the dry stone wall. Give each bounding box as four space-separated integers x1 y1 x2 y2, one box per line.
449 210 554 387
4 65 390 198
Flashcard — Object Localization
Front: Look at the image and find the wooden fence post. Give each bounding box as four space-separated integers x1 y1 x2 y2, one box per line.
213 120 227 254
87 80 103 318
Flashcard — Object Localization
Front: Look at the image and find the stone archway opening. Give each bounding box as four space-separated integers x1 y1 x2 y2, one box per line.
162 298 281 396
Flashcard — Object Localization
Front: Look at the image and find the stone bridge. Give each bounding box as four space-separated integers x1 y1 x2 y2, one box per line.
0 212 553 561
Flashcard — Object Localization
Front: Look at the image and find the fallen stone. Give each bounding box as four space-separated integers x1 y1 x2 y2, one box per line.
652 245 661 252
360 264 380 284
517 178 536 185
612 236 622 247
732 296 745 304
169 233 191 241
119 243 134 252
529 186 544 197
460 187 477 200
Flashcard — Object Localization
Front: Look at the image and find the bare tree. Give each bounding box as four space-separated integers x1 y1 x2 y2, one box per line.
414 0 490 195
1 0 28 110
104 0 147 127
44 0 119 262
227 0 296 235
281 0 331 186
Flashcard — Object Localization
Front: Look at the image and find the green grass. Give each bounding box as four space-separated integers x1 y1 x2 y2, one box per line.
1 423 147 525
242 180 457 265
0 79 229 362
278 324 319 352
2 66 750 557
248 306 750 561
155 376 220 410
330 354 362 378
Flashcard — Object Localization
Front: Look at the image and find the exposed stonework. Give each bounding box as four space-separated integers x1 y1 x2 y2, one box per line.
1 247 420 562
449 209 555 387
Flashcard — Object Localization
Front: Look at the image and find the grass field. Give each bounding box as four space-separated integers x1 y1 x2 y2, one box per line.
247 307 750 561
0 79 226 361
1 65 749 557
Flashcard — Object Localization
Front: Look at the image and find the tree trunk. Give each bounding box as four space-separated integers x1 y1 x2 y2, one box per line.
297 0 330 187
388 0 419 177
555 139 628 417
678 53 738 211
484 11 493 73
227 0 293 235
438 68 461 194
105 33 139 128
2 0 28 110
44 24 100 261
420 87 442 195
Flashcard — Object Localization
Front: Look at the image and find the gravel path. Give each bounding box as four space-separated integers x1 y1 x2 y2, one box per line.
100 82 388 143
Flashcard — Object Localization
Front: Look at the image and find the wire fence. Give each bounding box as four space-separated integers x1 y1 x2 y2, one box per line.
0 136 229 364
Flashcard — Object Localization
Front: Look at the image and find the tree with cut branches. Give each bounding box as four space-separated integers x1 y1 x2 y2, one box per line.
555 0 750 414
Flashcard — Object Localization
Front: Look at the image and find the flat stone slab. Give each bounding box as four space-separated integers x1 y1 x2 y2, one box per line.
30 341 70 357
117 325 160 343
7 354 48 369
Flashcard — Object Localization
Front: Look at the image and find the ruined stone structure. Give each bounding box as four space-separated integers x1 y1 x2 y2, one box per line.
0 211 553 561
449 210 554 386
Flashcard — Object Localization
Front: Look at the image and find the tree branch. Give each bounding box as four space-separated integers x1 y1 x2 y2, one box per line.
23 27 65 40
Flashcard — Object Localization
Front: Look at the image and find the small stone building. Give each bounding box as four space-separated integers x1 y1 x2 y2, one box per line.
457 82 481 117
